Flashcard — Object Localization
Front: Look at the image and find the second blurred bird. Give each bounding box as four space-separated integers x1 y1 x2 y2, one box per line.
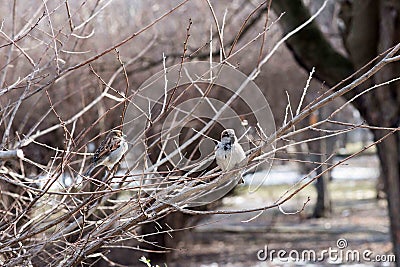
85 129 128 176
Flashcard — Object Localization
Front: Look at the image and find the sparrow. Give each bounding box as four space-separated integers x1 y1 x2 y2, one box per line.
85 129 128 176
215 129 246 180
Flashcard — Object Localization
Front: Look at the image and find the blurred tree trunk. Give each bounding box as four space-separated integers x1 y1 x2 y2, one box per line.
271 0 400 263
312 108 334 218
313 154 330 218
374 1 400 262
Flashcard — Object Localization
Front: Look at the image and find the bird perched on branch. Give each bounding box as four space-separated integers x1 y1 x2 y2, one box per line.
215 129 246 182
85 129 128 176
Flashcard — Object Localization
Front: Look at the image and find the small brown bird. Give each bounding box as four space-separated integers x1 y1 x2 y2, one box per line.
85 129 128 176
215 129 246 172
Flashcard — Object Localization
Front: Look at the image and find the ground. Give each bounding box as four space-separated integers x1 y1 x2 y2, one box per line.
170 178 394 267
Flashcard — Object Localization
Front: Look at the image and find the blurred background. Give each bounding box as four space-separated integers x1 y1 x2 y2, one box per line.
0 0 399 266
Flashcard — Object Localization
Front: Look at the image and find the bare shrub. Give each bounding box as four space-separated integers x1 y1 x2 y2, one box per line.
0 1 399 266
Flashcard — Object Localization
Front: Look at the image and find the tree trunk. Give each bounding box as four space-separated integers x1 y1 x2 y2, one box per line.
306 109 332 218
374 0 400 259
270 0 354 87
376 133 400 259
312 152 331 218
313 108 333 218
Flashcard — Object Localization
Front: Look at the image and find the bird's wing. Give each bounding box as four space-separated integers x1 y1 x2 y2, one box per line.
93 134 121 162
214 142 221 152
235 143 247 161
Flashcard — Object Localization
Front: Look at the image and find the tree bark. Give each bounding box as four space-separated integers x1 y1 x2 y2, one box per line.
374 0 400 259
271 0 400 263
271 0 354 87
312 108 334 218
